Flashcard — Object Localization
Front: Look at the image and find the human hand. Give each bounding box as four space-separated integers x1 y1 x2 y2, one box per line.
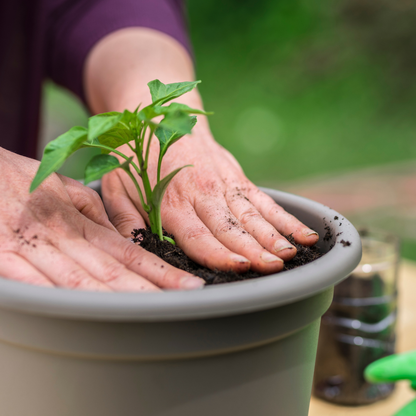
102 121 319 275
86 27 318 274
365 350 416 416
0 148 204 291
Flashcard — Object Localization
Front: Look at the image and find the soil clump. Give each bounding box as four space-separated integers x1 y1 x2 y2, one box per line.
132 228 324 285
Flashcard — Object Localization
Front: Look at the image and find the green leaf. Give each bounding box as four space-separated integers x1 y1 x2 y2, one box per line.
147 80 201 105
30 126 88 192
84 154 121 185
150 165 192 212
157 102 212 116
159 111 196 137
88 112 123 141
163 236 176 245
119 156 135 171
155 115 197 158
88 110 134 152
138 100 210 125
95 129 134 154
138 105 160 122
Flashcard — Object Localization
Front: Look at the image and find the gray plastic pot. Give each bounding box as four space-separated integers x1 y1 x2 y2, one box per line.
0 188 361 416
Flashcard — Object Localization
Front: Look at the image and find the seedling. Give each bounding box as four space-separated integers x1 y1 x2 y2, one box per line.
30 80 210 243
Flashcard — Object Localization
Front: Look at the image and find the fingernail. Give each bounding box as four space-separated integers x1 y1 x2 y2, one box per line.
261 252 284 263
274 241 295 253
230 254 251 264
180 276 205 290
304 229 318 237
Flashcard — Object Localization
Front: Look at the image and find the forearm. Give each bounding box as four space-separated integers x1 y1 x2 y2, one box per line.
84 27 203 116
84 26 216 161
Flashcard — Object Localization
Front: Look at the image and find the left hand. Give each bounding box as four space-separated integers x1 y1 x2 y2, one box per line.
102 122 319 275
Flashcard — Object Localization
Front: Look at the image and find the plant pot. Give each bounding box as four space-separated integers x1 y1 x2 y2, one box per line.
0 188 361 416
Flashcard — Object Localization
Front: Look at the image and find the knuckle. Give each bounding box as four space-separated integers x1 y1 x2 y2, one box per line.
239 207 262 226
74 189 104 213
160 267 181 287
214 219 237 236
121 242 143 267
101 261 127 284
73 192 91 211
181 225 212 242
267 202 284 218
64 268 89 289
88 191 106 213
110 211 138 229
89 189 103 205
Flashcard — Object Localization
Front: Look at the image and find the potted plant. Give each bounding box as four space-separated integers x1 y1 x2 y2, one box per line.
0 81 362 416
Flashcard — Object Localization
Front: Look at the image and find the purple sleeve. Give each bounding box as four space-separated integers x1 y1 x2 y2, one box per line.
45 0 191 102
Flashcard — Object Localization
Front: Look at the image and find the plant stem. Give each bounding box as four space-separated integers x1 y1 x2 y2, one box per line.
123 168 149 212
157 151 163 183
137 124 147 164
86 142 147 210
144 126 154 170
148 204 163 240
127 142 136 154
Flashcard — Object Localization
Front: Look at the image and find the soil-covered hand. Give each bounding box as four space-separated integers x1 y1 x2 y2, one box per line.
86 27 318 274
102 121 319 275
0 148 204 291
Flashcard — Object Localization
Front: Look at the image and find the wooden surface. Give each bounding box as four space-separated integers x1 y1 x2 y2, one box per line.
309 259 416 416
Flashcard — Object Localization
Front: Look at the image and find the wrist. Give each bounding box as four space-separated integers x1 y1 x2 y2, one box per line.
84 27 195 114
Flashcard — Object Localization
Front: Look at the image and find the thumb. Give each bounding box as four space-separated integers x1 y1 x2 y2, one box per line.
58 174 116 231
101 170 147 238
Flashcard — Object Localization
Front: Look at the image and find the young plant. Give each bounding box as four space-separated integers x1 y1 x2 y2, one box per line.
30 80 210 244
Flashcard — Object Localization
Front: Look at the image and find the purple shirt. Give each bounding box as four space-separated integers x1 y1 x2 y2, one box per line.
0 0 190 159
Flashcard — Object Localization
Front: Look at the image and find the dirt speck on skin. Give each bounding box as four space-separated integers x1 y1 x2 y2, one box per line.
227 218 238 226
132 227 324 285
340 239 352 247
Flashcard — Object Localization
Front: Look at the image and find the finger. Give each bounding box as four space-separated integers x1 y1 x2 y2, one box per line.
162 196 280 274
58 175 116 232
18 238 112 292
56 231 161 292
161 197 253 273
102 172 147 238
0 251 54 287
194 198 284 274
248 187 319 246
83 218 205 290
226 189 297 261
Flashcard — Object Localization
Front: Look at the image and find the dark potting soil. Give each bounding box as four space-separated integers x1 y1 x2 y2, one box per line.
132 228 324 285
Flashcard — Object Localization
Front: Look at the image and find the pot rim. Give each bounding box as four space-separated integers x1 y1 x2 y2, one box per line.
0 189 361 321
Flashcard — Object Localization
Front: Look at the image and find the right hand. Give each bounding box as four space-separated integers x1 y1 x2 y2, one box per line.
0 148 205 291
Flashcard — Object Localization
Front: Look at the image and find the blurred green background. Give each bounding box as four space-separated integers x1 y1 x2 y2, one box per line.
40 0 416 260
